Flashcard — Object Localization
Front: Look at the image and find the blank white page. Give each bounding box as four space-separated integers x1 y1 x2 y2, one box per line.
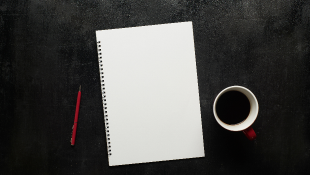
96 21 205 166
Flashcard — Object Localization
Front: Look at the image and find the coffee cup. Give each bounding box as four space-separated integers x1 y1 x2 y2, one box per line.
213 86 258 140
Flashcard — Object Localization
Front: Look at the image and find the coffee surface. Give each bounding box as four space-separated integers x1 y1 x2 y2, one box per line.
216 91 250 125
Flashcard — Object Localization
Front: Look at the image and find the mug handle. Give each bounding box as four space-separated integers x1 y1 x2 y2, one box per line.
242 127 256 140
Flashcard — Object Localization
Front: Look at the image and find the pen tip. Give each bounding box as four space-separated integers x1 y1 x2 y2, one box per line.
79 85 81 91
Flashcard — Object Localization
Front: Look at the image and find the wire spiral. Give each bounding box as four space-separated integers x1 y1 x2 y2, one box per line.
97 41 112 156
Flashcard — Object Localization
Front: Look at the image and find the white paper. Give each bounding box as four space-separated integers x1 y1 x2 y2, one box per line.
96 21 205 166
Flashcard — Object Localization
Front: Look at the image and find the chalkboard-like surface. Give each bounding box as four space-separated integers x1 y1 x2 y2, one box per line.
1 1 310 174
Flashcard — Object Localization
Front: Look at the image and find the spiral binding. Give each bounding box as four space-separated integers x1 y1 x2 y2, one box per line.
97 40 112 156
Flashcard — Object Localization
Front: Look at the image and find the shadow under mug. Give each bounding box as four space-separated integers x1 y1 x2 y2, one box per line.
213 86 258 140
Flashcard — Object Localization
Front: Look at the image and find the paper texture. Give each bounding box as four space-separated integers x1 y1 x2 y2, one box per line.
96 21 205 166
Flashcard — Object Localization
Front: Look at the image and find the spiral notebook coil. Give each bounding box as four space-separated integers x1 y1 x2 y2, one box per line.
97 40 112 156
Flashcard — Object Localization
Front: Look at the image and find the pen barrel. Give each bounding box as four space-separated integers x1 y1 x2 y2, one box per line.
71 91 81 145
74 91 81 122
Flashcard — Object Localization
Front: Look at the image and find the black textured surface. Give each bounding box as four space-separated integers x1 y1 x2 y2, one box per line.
1 0 310 174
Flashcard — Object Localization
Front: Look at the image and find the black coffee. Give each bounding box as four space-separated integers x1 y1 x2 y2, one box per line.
216 91 250 125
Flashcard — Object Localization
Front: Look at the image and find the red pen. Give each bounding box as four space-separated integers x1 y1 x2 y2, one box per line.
71 85 81 146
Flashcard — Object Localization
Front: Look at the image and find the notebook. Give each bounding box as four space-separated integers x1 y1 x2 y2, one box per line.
96 21 205 166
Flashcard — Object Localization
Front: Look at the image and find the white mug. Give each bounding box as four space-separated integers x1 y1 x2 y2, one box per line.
213 86 259 140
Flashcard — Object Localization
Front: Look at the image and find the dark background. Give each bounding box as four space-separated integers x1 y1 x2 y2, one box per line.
1 0 310 174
